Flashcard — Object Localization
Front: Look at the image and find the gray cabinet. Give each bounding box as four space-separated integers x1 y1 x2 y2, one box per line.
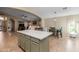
30 37 40 52
31 41 40 52
18 33 31 52
17 33 50 52
24 38 31 52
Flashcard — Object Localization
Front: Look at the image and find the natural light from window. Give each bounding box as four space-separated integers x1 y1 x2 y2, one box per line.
68 21 76 34
68 20 79 37
0 16 4 20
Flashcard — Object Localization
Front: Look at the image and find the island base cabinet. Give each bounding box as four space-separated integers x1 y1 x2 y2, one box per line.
40 38 49 52
17 33 50 52
18 34 31 52
24 39 31 52
31 41 40 52
18 38 25 50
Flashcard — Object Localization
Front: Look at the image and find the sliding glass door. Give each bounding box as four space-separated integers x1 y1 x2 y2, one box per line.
68 21 76 34
68 20 79 37
76 21 79 33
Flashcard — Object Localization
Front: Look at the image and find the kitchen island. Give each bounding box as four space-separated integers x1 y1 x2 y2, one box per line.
17 30 52 52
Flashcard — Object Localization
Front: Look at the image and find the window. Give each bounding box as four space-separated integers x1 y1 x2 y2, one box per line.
0 16 4 20
68 21 76 34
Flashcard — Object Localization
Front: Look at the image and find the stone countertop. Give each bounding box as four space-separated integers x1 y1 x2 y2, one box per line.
17 30 52 40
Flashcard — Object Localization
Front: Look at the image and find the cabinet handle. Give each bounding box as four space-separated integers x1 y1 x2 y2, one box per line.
32 41 39 45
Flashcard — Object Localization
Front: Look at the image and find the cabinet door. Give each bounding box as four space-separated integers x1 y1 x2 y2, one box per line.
18 38 21 46
20 38 25 50
31 41 40 52
24 38 31 52
18 36 24 47
17 33 22 46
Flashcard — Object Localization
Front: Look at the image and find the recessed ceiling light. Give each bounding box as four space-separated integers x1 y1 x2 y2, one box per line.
22 15 27 19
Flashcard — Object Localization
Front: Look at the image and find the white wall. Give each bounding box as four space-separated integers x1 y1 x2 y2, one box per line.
42 14 79 37
43 18 56 27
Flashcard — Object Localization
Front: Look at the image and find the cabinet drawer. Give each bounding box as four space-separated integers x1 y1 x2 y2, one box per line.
31 37 40 43
22 34 30 39
18 33 30 39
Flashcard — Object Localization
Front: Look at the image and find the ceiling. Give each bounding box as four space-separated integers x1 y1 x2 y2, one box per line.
14 7 79 19
0 7 41 21
0 7 79 20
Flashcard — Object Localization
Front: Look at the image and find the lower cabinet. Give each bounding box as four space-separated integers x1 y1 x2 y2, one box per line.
18 33 31 52
31 41 40 52
18 33 49 52
24 38 31 52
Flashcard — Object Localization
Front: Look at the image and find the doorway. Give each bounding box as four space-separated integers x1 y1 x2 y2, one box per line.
68 20 79 38
7 18 15 32
0 20 3 31
0 16 5 31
